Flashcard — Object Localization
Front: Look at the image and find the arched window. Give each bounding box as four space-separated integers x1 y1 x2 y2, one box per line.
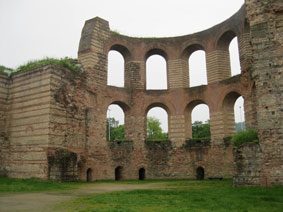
185 101 210 140
217 31 240 78
234 96 245 132
189 50 207 87
146 55 167 90
222 92 245 136
229 37 241 76
146 107 168 140
107 104 125 141
107 50 124 87
191 104 210 139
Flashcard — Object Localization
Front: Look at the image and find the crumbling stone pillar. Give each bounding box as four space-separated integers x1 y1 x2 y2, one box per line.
78 17 110 87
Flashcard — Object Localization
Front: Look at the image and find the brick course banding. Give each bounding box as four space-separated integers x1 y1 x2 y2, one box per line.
0 1 282 185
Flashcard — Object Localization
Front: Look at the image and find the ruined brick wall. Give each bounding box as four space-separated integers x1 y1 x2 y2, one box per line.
234 143 263 186
233 0 283 186
73 6 250 181
0 66 54 178
1 2 281 184
0 73 9 176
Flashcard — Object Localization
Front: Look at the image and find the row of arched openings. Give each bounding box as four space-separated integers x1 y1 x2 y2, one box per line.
108 37 241 89
86 167 205 181
107 95 245 141
86 167 145 182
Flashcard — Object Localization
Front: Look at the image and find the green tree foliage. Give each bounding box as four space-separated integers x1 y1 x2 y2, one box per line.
106 118 125 141
192 120 211 139
147 117 168 140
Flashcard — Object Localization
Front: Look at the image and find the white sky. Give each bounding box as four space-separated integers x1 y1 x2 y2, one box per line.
0 0 245 132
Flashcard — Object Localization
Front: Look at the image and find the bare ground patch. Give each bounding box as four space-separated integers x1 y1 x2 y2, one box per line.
0 182 165 212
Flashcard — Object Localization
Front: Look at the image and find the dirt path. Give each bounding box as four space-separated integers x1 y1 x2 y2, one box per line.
0 183 165 212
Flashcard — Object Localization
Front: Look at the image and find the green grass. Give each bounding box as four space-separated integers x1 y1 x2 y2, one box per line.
56 180 283 212
0 177 81 193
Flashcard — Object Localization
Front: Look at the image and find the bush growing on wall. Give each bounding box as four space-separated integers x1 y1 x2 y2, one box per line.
231 129 259 147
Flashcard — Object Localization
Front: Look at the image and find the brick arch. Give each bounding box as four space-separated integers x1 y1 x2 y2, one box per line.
109 44 132 62
181 43 206 59
110 101 131 113
220 90 243 110
217 30 238 50
184 100 210 139
145 48 168 61
145 102 171 116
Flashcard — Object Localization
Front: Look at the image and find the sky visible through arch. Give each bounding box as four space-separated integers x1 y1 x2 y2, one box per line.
0 0 245 132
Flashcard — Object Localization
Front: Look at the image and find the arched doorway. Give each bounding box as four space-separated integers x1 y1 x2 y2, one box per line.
115 166 122 181
86 168 92 182
196 167 205 180
139 168 145 180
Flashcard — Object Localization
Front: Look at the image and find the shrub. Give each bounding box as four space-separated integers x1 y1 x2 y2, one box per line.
0 65 14 74
231 129 259 147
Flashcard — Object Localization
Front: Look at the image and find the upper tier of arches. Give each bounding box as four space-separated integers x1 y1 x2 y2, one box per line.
79 4 250 90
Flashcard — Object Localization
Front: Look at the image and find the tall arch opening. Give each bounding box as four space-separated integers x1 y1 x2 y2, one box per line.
146 53 167 90
86 168 92 182
189 50 207 87
185 101 210 140
107 50 124 87
115 166 123 181
217 31 239 78
229 37 241 76
146 106 168 140
222 92 245 137
234 96 246 132
139 168 146 180
107 104 125 141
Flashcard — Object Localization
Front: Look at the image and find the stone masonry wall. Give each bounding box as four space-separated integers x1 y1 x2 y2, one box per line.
233 0 283 186
1 2 281 185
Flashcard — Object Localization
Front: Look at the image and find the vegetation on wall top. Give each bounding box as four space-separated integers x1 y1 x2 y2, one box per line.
0 57 82 75
0 65 14 74
231 129 259 147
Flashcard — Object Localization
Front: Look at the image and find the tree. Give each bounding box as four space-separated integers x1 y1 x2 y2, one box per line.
106 118 125 141
147 116 168 140
192 120 210 139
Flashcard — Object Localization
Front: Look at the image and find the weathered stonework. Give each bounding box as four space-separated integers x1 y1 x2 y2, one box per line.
0 1 282 185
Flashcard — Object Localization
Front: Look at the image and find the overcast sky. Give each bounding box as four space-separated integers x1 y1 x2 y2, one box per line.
0 0 245 132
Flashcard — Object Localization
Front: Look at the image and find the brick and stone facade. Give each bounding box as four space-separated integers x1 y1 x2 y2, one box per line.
0 1 282 186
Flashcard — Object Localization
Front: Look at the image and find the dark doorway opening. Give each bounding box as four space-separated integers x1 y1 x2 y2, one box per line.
115 166 122 181
86 168 92 182
196 167 204 180
139 168 145 180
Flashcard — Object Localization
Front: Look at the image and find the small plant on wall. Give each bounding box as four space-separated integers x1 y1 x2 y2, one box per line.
231 129 259 147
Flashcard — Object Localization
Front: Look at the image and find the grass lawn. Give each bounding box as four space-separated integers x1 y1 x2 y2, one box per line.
0 177 81 193
55 179 283 212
